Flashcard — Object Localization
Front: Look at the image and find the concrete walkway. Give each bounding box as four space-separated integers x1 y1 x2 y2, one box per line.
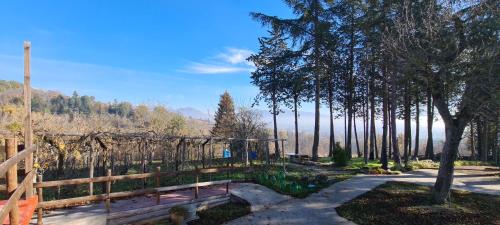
224 169 500 225
230 183 291 212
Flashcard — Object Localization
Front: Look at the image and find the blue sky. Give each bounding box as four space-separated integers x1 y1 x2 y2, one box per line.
0 1 293 110
0 1 445 138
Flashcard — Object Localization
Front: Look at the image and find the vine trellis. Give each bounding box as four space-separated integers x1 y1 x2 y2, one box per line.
34 131 287 181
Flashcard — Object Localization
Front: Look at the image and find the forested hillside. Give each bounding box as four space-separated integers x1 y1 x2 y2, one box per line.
0 80 212 136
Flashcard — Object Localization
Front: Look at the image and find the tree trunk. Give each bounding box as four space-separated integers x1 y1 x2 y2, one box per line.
470 121 475 160
311 16 321 161
404 85 411 164
369 78 376 160
432 121 467 203
272 96 281 158
425 87 434 159
390 88 401 166
363 95 369 163
312 72 320 161
328 90 335 157
354 112 361 157
413 95 420 159
388 109 392 158
294 95 300 155
347 108 353 159
381 72 389 169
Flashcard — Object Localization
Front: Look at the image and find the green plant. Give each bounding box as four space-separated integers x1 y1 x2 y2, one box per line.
332 143 348 167
410 160 439 169
314 174 329 186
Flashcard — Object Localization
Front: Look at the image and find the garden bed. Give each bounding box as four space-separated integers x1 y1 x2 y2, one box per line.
187 201 251 225
336 181 500 225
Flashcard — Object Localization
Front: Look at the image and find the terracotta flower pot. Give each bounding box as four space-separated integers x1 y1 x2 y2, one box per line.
170 213 185 225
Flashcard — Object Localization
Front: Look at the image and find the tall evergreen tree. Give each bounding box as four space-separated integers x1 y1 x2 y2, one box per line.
211 91 237 138
248 29 290 157
251 0 334 161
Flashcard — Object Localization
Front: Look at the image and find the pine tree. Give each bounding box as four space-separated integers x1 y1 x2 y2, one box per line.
251 0 334 161
211 91 236 138
248 28 290 158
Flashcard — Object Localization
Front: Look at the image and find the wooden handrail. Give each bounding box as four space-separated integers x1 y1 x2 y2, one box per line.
155 180 231 192
37 180 231 210
34 167 236 188
0 170 35 223
0 146 36 175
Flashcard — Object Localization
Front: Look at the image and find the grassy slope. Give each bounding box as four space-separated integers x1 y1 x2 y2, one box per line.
336 181 500 225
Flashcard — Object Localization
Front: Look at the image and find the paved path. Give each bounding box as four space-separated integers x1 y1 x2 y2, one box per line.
230 183 291 212
225 169 500 225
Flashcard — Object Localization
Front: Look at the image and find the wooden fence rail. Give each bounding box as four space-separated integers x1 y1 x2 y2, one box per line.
34 165 242 224
0 138 37 225
34 167 234 188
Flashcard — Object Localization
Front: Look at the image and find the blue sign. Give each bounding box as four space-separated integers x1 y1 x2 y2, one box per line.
250 151 257 160
223 149 231 158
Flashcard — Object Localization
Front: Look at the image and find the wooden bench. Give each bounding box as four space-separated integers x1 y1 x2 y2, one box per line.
154 180 231 204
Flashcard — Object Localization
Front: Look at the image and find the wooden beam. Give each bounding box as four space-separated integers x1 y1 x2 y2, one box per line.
23 41 34 198
37 188 157 209
155 180 231 193
36 174 43 225
5 138 19 225
105 169 112 213
0 146 36 176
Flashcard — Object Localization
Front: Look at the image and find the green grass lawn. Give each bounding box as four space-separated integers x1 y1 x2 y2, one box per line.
336 181 500 225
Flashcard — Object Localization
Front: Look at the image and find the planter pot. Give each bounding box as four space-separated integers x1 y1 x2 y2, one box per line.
170 213 185 225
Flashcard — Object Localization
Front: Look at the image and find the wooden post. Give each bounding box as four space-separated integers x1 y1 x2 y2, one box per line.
282 139 286 172
89 145 94 196
23 41 34 198
194 170 199 199
105 169 111 213
155 167 161 205
6 138 19 225
209 138 213 168
245 140 249 166
37 174 43 225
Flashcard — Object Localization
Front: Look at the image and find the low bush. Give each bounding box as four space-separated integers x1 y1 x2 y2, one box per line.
332 143 349 167
408 160 439 169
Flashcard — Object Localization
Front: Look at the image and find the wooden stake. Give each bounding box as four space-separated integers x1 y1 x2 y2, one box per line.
195 171 199 199
6 138 19 225
23 41 34 198
37 174 43 225
105 169 111 213
89 145 94 196
155 167 161 205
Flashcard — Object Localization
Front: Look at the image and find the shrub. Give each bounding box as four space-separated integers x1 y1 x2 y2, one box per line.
332 143 348 167
314 174 329 186
408 160 439 169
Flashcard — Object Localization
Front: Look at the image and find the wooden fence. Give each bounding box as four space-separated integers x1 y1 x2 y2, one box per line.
34 165 241 224
0 138 37 225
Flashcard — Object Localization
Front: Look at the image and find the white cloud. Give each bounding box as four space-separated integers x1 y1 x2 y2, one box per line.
216 48 254 65
180 47 255 74
180 62 253 74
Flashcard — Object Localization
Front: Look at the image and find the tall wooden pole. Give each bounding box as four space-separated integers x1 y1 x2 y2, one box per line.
6 138 20 225
24 41 34 198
